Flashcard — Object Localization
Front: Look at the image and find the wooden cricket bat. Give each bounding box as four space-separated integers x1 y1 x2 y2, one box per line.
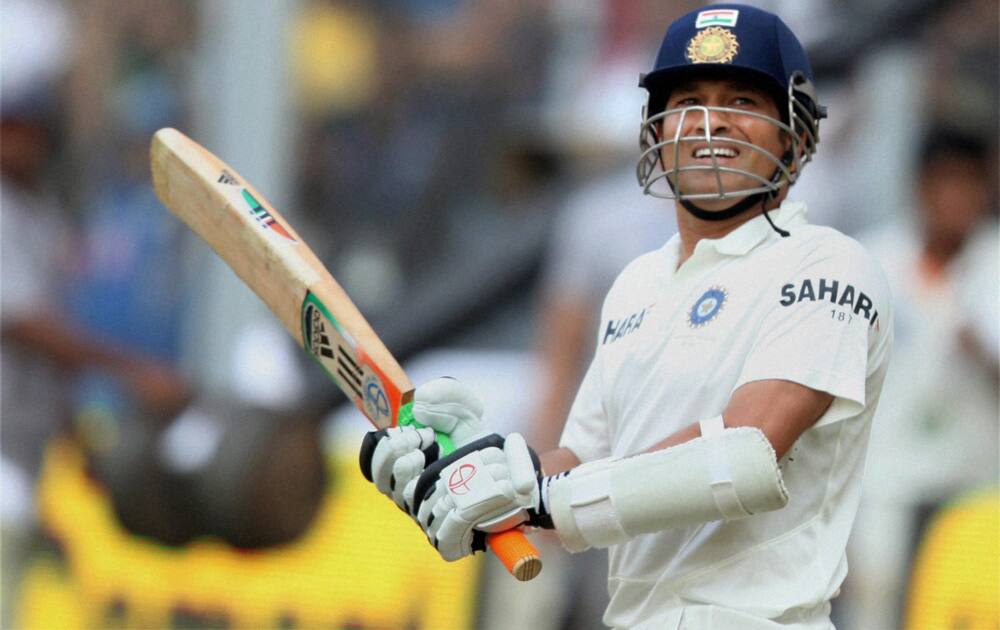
150 127 542 581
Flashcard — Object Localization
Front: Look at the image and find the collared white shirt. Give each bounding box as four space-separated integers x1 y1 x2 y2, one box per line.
560 200 893 629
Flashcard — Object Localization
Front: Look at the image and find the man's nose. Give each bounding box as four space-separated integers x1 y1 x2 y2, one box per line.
693 107 732 136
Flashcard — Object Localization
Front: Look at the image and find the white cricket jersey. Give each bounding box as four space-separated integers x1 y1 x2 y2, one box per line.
559 200 893 629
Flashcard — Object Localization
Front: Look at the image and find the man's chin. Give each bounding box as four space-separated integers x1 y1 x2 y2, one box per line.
671 175 764 205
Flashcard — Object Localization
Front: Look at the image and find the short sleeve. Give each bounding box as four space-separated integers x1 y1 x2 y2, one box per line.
559 353 613 462
735 236 892 427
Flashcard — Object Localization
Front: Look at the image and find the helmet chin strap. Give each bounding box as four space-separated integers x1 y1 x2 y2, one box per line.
679 192 765 222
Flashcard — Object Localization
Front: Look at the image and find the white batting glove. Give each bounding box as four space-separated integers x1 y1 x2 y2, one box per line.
410 432 552 561
360 425 438 510
360 377 487 513
411 377 487 447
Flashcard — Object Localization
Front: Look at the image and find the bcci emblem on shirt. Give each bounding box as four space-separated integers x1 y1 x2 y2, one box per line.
689 286 728 328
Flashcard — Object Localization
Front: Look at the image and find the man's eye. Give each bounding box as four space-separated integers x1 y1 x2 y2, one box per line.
733 96 757 106
673 97 698 106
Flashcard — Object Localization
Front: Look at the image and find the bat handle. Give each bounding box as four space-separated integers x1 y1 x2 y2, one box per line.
488 529 542 581
398 404 543 581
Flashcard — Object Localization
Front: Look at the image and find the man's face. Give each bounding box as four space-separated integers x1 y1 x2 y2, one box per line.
658 79 789 209
0 120 53 188
919 156 990 246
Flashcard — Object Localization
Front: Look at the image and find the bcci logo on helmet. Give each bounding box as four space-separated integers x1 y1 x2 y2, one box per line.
686 27 739 64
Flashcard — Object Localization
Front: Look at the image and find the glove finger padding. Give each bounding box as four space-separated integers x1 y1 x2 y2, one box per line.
361 426 438 509
433 507 478 561
391 450 429 508
412 377 486 448
504 433 539 495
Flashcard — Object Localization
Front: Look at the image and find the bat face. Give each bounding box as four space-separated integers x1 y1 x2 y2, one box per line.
151 127 411 428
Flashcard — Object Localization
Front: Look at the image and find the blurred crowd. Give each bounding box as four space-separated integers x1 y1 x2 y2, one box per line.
1 0 996 628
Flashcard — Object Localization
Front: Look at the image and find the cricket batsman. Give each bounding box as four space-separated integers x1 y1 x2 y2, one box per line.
361 5 893 628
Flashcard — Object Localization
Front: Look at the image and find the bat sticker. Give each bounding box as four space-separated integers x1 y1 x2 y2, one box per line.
216 170 297 241
363 375 391 425
240 189 297 242
302 291 390 424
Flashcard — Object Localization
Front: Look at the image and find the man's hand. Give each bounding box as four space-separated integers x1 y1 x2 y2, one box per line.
360 425 439 510
411 432 553 561
359 377 487 512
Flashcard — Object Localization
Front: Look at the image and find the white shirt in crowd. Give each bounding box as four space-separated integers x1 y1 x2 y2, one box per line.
1 179 72 526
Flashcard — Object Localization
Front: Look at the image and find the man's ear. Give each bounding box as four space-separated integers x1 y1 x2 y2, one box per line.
783 129 810 175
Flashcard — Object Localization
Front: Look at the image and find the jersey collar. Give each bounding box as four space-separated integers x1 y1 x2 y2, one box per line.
658 200 809 274
708 199 809 257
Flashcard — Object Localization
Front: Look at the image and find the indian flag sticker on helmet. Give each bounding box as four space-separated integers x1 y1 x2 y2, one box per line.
686 27 740 64
695 9 739 28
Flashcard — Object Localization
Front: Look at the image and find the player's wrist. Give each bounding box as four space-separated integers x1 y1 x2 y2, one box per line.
526 473 561 530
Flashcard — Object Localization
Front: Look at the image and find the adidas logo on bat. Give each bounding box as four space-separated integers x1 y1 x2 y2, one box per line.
218 170 239 185
303 295 364 401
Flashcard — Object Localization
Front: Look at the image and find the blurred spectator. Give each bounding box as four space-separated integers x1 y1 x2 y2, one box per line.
0 92 177 630
922 0 999 138
0 101 194 461
790 46 925 236
1 3 192 621
294 0 551 315
64 65 192 434
844 127 999 629
1 92 76 626
0 97 72 488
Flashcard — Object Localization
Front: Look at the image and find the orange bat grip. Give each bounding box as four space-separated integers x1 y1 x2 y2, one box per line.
489 529 542 581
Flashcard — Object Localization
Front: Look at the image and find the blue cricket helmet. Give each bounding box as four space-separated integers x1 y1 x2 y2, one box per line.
640 3 823 121
636 4 826 208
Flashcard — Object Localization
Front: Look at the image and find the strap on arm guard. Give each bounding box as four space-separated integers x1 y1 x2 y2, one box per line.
547 421 788 553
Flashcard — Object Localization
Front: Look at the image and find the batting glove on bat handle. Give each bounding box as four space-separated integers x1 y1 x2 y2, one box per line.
401 416 543 581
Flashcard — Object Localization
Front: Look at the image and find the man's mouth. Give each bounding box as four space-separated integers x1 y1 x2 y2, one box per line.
692 145 739 160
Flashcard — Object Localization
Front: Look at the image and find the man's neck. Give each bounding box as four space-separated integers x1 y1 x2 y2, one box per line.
921 233 967 270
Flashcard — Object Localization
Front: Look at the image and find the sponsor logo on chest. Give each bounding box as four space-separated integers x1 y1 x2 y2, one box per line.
603 304 655 345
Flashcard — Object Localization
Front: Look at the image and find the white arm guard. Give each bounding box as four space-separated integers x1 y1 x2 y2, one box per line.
546 420 788 553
